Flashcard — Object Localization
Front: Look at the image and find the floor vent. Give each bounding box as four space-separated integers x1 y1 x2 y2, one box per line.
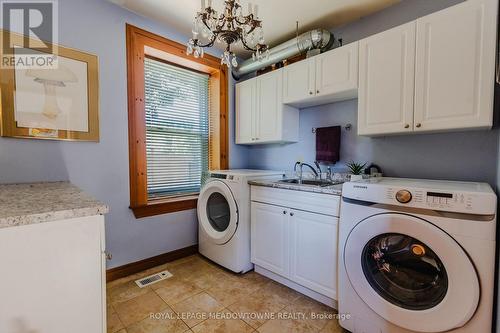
135 270 173 288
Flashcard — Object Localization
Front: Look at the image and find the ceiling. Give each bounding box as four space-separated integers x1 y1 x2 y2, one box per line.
109 0 400 57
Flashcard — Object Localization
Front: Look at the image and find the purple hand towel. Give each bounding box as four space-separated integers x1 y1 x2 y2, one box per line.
315 126 341 163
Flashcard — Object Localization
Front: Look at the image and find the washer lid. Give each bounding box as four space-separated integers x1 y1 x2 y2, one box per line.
197 180 238 245
344 213 479 333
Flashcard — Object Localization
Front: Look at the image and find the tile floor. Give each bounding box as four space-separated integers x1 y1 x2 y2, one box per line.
107 254 347 333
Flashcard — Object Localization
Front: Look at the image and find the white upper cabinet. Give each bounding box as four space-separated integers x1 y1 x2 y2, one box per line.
235 70 299 145
413 0 498 132
235 79 255 144
283 43 359 108
283 58 315 104
256 70 283 142
359 0 498 136
315 42 358 101
358 22 416 136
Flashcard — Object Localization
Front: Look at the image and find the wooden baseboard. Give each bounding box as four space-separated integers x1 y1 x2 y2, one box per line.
106 244 198 282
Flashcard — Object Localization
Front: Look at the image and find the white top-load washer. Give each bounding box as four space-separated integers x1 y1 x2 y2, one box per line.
197 169 284 273
338 177 496 333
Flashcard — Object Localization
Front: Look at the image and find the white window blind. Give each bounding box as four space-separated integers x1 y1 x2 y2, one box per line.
144 57 209 199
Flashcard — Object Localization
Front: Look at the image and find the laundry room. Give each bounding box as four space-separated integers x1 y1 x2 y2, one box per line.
0 0 499 332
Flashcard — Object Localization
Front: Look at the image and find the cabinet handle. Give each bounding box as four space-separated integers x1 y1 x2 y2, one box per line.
309 91 313 95
416 123 422 128
404 124 410 129
283 210 287 214
290 212 294 216
316 90 320 94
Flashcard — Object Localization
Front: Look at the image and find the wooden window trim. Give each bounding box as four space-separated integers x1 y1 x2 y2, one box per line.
126 24 228 218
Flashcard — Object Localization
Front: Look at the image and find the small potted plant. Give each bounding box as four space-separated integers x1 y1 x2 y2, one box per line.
346 161 366 181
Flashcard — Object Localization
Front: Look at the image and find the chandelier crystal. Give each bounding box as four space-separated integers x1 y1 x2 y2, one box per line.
187 0 269 68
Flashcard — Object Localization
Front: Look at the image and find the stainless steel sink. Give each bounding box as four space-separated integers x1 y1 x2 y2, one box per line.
278 178 342 187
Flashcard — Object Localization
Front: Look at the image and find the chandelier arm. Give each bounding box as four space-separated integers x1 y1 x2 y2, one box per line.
240 37 258 52
194 35 217 48
201 17 214 33
244 25 257 35
234 15 252 26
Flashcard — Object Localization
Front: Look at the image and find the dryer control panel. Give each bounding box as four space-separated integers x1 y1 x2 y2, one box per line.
343 178 496 215
386 188 473 211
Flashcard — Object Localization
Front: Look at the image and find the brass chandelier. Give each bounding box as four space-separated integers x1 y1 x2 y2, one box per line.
187 0 269 68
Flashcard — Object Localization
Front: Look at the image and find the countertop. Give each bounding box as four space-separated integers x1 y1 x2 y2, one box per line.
248 179 343 196
0 182 109 229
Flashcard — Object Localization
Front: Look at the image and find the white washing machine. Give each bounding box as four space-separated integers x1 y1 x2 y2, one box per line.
338 177 497 333
197 169 284 273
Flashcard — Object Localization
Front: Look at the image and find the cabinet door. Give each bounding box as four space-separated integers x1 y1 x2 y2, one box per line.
283 58 315 104
235 79 255 144
358 22 416 136
0 216 105 333
290 210 338 298
256 70 282 142
414 0 497 132
251 202 289 277
316 42 358 99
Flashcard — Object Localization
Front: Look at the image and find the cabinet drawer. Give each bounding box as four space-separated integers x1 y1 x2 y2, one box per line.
251 186 340 217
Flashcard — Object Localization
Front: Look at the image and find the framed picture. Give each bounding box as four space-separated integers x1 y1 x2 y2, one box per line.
0 31 99 141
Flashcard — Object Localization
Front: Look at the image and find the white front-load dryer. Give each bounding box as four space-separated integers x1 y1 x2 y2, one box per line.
338 178 497 333
197 170 284 273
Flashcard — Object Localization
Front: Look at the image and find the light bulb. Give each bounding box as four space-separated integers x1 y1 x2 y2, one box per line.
186 44 193 55
194 49 200 58
231 56 238 67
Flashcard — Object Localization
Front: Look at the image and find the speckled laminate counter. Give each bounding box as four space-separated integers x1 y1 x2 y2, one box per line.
0 182 109 229
248 179 343 196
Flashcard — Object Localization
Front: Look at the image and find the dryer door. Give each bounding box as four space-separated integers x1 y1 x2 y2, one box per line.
197 180 238 245
344 213 479 333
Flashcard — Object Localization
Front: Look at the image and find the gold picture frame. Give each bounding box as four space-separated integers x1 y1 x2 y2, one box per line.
0 30 99 141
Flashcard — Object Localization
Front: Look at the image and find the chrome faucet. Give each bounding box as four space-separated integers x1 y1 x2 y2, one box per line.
294 162 319 183
314 161 322 180
326 166 333 181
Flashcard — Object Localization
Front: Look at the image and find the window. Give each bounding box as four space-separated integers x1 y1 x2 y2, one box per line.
126 25 228 218
145 58 209 199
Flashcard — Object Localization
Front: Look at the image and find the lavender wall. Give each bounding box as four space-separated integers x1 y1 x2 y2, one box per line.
0 0 247 268
246 0 500 187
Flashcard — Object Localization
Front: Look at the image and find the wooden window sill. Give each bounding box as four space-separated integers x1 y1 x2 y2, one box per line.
130 195 198 218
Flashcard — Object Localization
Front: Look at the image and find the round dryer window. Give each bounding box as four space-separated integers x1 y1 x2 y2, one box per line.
206 192 231 232
197 180 238 245
361 233 448 311
344 213 480 333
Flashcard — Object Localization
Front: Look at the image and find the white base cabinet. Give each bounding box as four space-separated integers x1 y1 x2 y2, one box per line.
250 186 339 301
290 209 338 299
0 215 106 333
251 202 290 277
